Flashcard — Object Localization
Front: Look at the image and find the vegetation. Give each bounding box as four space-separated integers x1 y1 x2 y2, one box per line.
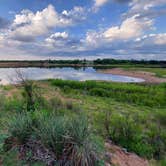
0 59 165 68
0 78 165 165
51 79 166 107
7 112 103 165
123 67 166 78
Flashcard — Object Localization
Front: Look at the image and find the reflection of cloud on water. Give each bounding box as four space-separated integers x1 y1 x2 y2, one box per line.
0 67 144 85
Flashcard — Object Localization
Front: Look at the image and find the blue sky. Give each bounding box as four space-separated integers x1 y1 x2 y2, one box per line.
0 0 166 60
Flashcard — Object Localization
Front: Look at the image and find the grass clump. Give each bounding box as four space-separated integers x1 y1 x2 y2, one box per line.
9 112 33 144
6 111 103 166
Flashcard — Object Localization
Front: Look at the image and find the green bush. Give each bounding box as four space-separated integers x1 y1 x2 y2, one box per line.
108 113 166 159
89 88 109 97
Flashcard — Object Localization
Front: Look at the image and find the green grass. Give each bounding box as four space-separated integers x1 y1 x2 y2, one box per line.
0 80 165 165
50 80 166 159
123 67 166 78
51 79 166 107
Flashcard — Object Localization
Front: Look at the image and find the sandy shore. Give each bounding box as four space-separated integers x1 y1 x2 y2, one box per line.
105 141 149 166
98 68 166 83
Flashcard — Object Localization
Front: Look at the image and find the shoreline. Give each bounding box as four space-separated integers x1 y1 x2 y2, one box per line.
98 68 166 83
0 61 164 68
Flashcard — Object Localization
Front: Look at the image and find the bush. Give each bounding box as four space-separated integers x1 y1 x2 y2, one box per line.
108 113 166 159
89 88 109 97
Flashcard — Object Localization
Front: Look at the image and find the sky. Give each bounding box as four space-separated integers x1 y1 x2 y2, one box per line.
0 0 166 60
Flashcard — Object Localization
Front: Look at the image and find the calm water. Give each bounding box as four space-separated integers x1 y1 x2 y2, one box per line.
0 67 144 84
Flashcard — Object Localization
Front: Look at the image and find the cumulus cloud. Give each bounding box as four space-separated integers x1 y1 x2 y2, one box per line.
104 14 153 41
9 5 86 42
10 5 70 42
0 1 165 60
85 14 153 47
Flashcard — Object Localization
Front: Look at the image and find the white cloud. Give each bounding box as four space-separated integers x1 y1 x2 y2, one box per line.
45 31 82 52
85 31 104 47
85 14 153 48
154 34 166 45
48 32 68 40
136 33 166 45
62 6 86 21
124 0 166 19
104 14 153 41
9 5 86 42
10 5 72 41
94 0 108 7
130 0 166 11
45 32 69 46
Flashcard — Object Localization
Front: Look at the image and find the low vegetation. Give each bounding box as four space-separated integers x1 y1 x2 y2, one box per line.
123 67 166 78
0 78 165 165
51 79 166 107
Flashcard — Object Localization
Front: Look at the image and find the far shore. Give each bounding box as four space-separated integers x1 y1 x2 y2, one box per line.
98 68 166 83
0 60 165 68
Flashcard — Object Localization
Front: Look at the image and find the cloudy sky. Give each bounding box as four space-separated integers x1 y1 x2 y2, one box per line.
0 0 166 60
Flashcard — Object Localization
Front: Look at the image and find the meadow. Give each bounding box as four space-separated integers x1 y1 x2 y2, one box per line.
0 77 165 165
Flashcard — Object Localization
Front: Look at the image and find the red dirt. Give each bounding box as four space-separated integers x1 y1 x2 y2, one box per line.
99 68 166 83
105 141 149 166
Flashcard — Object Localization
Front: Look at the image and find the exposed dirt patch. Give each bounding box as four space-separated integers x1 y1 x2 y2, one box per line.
105 141 149 166
98 68 166 83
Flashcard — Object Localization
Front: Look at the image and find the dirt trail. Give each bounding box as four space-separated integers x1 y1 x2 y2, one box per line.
105 141 149 166
99 68 166 83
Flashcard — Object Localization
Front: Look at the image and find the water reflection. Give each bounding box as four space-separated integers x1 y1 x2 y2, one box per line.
0 67 144 84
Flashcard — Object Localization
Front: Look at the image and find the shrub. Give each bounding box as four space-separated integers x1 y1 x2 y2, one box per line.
89 88 109 97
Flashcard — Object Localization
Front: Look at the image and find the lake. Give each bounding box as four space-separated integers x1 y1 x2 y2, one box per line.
0 67 144 84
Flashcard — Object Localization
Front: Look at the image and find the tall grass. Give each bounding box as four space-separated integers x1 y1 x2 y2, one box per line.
7 112 103 165
9 112 33 143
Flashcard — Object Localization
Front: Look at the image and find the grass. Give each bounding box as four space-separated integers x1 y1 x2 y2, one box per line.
0 80 165 165
51 79 166 107
123 67 166 78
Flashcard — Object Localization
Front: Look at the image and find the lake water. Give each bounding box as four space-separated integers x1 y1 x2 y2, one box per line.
0 67 144 84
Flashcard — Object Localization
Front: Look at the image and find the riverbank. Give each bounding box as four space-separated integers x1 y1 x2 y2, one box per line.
98 68 166 83
0 60 165 68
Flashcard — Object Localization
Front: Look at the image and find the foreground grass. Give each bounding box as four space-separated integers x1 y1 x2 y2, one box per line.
0 80 166 165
